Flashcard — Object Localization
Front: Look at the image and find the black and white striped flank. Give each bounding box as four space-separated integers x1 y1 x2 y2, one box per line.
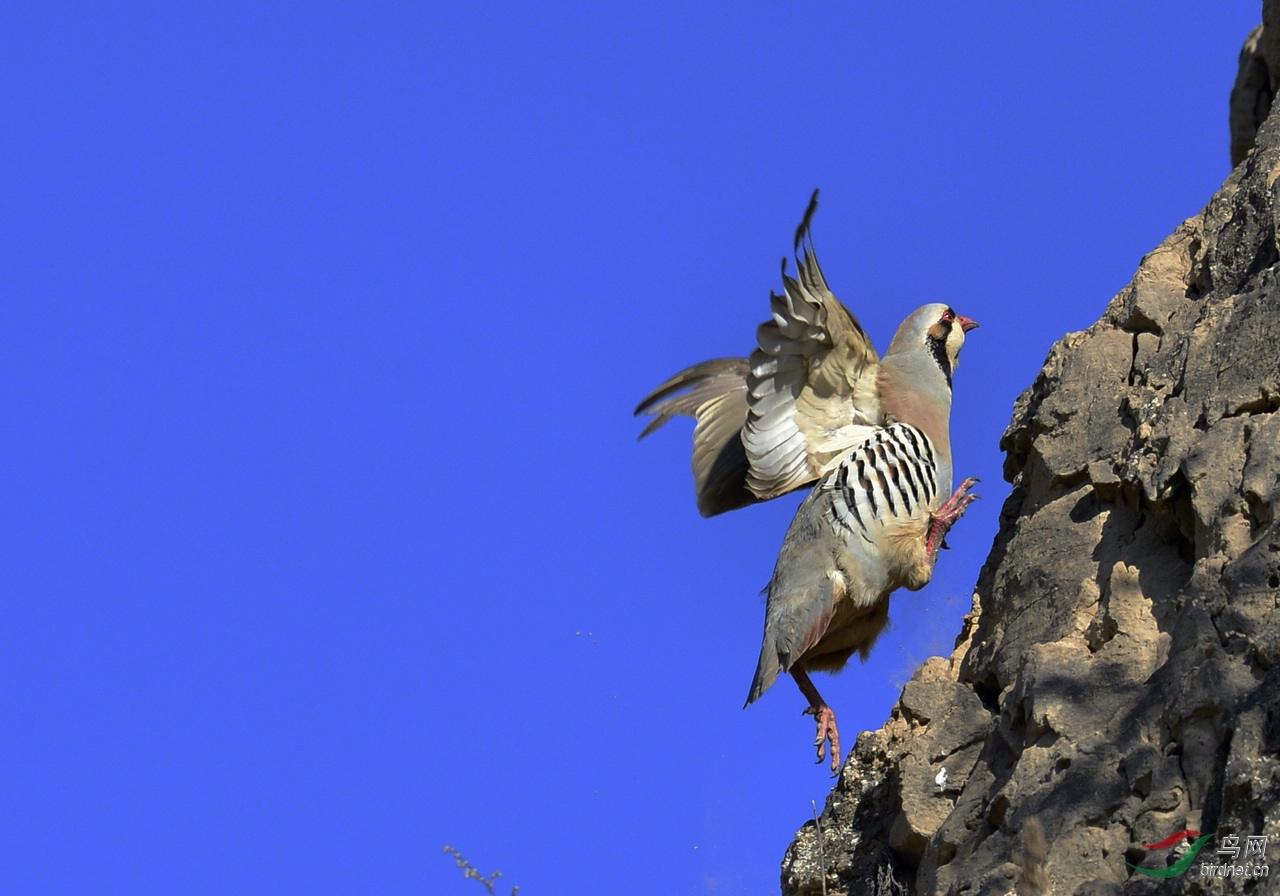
824 423 939 538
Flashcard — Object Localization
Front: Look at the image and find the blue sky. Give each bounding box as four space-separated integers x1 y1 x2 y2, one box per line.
0 3 1260 894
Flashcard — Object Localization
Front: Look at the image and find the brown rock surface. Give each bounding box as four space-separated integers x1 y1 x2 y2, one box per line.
783 23 1280 896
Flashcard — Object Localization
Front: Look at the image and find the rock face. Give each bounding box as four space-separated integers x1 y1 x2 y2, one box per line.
1232 2 1280 167
783 24 1280 896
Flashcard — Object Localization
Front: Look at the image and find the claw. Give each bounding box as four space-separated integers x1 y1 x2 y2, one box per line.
792 666 843 774
926 477 981 561
804 704 842 774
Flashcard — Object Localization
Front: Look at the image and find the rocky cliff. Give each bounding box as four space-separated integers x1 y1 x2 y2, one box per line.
782 21 1280 896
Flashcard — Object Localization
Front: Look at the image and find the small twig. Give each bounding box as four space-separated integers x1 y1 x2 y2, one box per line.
442 845 520 896
812 801 828 896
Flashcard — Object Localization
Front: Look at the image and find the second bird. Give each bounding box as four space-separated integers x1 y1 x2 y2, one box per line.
636 191 980 773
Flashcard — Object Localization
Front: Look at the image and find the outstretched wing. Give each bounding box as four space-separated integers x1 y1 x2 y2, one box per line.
634 358 758 517
743 190 884 500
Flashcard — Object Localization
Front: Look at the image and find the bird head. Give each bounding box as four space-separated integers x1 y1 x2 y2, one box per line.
886 303 978 389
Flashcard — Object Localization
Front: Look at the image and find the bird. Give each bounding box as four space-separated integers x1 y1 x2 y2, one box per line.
635 190 979 772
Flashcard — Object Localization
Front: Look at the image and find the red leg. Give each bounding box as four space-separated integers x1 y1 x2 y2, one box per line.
790 665 842 775
925 477 980 563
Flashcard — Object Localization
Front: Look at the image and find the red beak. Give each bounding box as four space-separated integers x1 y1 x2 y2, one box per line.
958 315 979 333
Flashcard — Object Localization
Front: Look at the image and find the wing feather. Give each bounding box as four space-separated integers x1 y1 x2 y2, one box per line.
635 358 758 516
637 191 890 517
743 190 884 499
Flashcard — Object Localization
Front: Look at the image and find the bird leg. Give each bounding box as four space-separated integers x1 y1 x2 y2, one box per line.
925 476 980 564
790 665 842 775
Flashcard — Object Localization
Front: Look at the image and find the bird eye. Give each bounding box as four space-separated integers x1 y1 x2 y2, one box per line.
942 309 955 322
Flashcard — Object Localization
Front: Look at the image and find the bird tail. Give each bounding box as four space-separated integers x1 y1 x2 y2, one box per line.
745 558 837 707
744 640 784 708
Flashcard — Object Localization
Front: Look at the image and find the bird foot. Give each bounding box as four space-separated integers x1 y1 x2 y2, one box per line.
926 477 980 561
803 704 842 775
791 666 843 775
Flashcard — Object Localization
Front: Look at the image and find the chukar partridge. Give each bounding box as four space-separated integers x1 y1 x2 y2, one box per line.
636 191 979 772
